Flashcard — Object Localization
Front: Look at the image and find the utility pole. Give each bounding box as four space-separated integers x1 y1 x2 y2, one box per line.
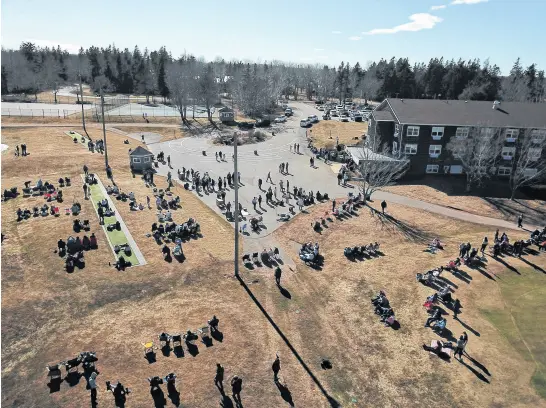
79 73 88 136
100 89 109 168
233 131 240 277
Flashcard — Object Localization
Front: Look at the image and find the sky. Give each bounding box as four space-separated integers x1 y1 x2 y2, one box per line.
1 0 545 75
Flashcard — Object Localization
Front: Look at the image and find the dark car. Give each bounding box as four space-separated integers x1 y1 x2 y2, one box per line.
237 122 255 130
255 119 271 128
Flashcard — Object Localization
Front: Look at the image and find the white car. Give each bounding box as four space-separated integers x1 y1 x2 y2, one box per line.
300 119 310 127
274 115 287 123
308 115 319 123
317 106 324 111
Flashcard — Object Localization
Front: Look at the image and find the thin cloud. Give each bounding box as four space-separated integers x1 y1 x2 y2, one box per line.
430 5 447 10
363 13 443 35
349 36 362 41
331 30 342 34
451 0 488 4
317 55 329 60
25 39 82 53
314 48 325 52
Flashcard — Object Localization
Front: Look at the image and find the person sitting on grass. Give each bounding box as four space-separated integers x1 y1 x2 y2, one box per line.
425 307 442 328
422 340 444 355
162 244 171 260
208 315 220 332
115 256 131 271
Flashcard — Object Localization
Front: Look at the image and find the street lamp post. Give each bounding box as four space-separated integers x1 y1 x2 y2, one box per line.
100 89 109 168
233 131 240 277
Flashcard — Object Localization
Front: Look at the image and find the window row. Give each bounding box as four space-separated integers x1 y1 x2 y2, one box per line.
132 156 151 163
424 165 532 177
403 144 542 161
402 126 546 141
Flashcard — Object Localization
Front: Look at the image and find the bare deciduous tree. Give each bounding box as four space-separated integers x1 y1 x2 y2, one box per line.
353 144 409 201
446 125 504 192
166 59 195 125
509 129 546 199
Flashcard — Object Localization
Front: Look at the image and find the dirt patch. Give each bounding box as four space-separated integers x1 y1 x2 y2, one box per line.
308 120 368 149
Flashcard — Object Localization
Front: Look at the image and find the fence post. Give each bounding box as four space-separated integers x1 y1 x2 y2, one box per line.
43 109 45 118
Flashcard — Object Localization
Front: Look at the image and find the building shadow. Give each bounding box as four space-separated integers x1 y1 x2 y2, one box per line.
236 275 340 408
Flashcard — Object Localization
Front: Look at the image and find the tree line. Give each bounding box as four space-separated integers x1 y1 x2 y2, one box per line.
2 43 545 116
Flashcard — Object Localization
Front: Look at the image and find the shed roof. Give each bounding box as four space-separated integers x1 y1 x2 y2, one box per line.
383 98 546 128
372 110 394 121
346 146 400 164
129 146 153 156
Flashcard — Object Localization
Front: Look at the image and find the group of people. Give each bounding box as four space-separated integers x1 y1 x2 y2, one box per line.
17 203 61 220
87 139 104 154
371 291 396 326
14 143 28 156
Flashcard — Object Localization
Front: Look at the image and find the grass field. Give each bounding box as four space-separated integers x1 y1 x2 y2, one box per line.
308 120 368 149
2 124 546 407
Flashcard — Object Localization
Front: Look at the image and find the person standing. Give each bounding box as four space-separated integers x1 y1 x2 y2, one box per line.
285 162 289 173
481 236 488 256
83 164 89 176
289 144 292 153
258 195 263 208
83 183 89 200
381 200 387 214
452 298 461 319
231 376 243 406
266 171 273 183
167 155 171 167
215 152 219 161
258 178 263 190
274 267 282 286
286 180 290 194
293 143 297 152
214 363 224 392
494 229 499 242
454 334 466 361
332 199 336 212
272 354 281 381
97 205 104 225
517 214 523 228
89 371 98 401
146 196 151 209
252 197 257 211
337 173 342 185
15 145 19 156
279 180 284 192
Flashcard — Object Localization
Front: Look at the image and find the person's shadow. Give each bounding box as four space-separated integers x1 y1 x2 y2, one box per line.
220 394 235 408
275 380 295 407
167 383 181 407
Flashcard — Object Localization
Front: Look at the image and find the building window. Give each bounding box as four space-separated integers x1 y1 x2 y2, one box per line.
481 127 495 138
426 164 439 174
143 156 151 163
431 127 444 140
531 129 546 143
501 146 516 160
132 157 141 163
498 166 512 176
523 168 538 177
505 128 519 141
528 148 542 161
429 144 442 157
450 165 463 174
404 143 418 155
393 141 398 154
455 127 469 138
407 126 420 137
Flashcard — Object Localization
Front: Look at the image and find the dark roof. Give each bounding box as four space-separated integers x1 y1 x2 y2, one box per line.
372 110 394 121
218 107 234 112
129 146 153 156
383 99 546 128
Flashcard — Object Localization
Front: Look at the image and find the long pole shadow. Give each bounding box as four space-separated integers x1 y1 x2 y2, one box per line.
236 276 340 408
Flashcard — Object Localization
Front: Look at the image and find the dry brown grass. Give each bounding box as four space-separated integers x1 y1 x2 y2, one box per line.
109 125 185 142
3 126 546 407
308 120 368 149
271 199 546 407
384 184 546 225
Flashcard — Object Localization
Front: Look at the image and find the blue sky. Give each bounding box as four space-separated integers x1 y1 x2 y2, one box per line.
2 0 545 74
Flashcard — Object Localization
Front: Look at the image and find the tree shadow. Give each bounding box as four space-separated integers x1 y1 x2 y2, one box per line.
236 276 340 407
374 212 433 244
275 380 295 407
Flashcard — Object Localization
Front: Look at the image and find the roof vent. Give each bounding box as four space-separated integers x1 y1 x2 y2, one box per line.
493 100 501 109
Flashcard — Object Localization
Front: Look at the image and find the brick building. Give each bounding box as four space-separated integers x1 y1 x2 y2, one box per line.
368 98 546 178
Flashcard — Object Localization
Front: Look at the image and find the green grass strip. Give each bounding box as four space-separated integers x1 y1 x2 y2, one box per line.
88 182 140 265
64 130 92 146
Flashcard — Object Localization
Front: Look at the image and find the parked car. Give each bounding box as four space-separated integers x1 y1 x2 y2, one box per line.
331 110 339 117
285 108 293 116
274 115 287 123
353 115 363 122
255 118 271 127
308 115 319 123
238 122 255 130
322 114 330 120
317 106 324 111
300 119 310 127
